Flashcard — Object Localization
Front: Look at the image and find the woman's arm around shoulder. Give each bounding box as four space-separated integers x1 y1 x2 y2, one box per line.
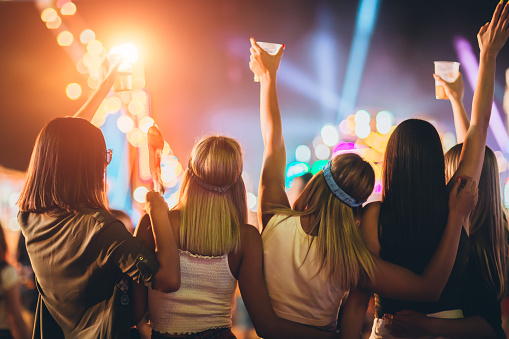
237 223 338 339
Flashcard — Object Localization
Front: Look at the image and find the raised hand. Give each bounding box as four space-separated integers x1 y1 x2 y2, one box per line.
249 38 284 82
433 72 464 102
478 1 509 57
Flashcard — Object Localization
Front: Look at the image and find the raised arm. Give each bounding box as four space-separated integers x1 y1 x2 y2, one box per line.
73 58 119 121
359 178 477 301
434 73 469 142
452 2 509 184
143 191 180 292
249 38 289 229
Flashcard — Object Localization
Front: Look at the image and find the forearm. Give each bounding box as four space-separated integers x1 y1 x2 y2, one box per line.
339 289 371 339
450 98 469 143
260 76 284 152
470 53 496 131
149 208 180 292
421 211 463 294
73 80 112 121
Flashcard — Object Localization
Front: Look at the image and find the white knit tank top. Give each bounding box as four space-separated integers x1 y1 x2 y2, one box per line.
148 249 237 334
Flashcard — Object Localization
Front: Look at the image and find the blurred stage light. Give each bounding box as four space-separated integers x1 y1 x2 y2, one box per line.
376 110 393 134
60 2 76 15
109 43 139 63
133 186 148 203
315 144 331 160
295 145 311 163
127 128 143 147
80 29 95 44
87 40 104 56
337 0 380 121
46 15 61 29
321 124 340 146
311 160 329 175
247 192 257 211
41 8 58 22
66 83 81 100
117 115 135 133
139 117 154 133
57 31 73 46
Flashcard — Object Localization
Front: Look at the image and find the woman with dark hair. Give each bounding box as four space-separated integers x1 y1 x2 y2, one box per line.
17 63 180 339
386 67 508 339
359 3 509 338
0 225 30 339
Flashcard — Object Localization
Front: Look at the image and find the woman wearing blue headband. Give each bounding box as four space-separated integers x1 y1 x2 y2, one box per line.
250 37 477 337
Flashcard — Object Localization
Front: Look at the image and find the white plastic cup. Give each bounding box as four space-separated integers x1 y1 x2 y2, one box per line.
254 42 283 82
434 61 460 100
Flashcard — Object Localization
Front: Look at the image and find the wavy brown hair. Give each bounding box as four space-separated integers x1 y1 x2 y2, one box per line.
18 117 108 214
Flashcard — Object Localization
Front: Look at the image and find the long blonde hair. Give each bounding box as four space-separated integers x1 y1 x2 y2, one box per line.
445 144 508 298
270 152 376 290
178 136 246 256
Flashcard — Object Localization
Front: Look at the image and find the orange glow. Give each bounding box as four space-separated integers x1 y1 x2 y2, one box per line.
60 2 76 15
57 31 73 46
76 58 88 74
46 16 62 29
41 8 58 22
132 90 147 102
80 29 95 44
119 92 132 104
91 112 106 127
109 43 139 63
66 83 81 100
87 40 104 56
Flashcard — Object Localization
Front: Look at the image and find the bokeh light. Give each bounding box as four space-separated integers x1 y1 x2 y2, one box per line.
87 40 104 56
376 110 393 134
66 83 81 100
41 8 58 22
139 117 154 133
57 31 74 46
321 124 340 147
109 43 139 63
60 2 76 15
80 29 95 44
133 186 149 203
46 15 61 29
315 144 331 160
295 145 311 162
355 124 371 139
127 128 143 147
128 100 144 116
355 110 370 125
247 192 257 211
117 115 135 133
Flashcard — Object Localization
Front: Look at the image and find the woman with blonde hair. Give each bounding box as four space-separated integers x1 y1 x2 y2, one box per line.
249 35 476 338
135 135 340 338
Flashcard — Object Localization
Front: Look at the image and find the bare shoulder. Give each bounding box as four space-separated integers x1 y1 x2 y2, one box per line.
359 201 381 255
239 223 262 242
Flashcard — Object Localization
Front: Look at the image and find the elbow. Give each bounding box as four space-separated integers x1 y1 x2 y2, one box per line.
252 321 273 339
152 271 181 293
423 284 443 302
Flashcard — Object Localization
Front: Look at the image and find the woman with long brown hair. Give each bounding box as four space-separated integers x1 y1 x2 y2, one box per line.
17 62 180 339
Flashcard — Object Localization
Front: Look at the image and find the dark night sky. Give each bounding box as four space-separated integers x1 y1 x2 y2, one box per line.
0 0 507 187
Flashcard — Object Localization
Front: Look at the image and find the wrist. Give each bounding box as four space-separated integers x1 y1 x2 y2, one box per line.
479 50 498 62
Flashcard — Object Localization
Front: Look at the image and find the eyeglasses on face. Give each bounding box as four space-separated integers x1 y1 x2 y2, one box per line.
106 149 113 165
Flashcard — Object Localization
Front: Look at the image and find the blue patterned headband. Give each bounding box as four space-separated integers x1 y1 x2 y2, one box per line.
322 161 364 208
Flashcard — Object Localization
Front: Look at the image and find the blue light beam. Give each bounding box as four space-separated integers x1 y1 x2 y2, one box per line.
336 0 381 123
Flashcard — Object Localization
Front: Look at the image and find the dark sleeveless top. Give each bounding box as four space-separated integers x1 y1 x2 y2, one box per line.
375 226 469 317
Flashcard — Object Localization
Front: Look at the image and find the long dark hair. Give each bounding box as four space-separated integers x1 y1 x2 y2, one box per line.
379 119 448 269
18 117 109 213
445 144 508 298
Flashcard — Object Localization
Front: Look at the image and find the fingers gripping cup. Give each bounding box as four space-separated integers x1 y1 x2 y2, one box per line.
254 42 283 82
434 61 460 99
